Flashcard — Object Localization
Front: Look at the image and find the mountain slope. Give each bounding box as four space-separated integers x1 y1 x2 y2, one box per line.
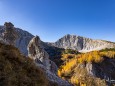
27 36 72 86
0 42 49 86
0 23 34 56
49 34 115 52
0 22 72 86
58 49 115 86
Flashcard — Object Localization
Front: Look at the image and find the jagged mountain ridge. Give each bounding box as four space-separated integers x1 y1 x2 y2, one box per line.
0 25 34 55
0 24 115 55
48 34 115 52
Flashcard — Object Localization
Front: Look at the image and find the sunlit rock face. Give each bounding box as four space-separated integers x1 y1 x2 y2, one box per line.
0 22 34 55
28 36 51 70
49 34 115 52
27 36 72 86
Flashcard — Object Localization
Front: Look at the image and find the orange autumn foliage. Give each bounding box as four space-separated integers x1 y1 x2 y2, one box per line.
58 49 115 86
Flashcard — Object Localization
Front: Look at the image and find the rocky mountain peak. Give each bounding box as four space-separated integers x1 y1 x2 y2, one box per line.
0 22 34 55
3 22 19 45
28 36 59 73
4 22 14 29
49 34 115 52
28 35 50 70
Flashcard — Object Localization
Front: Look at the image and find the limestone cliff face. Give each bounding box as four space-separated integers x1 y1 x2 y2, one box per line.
49 34 115 52
28 36 52 71
0 22 34 55
27 36 72 86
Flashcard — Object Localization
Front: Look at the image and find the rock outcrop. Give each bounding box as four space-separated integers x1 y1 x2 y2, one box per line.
0 22 34 55
28 36 52 71
27 36 72 86
71 57 115 85
90 58 115 80
48 34 115 52
3 22 18 45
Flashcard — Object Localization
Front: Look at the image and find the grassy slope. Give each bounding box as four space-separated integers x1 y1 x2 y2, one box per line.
0 43 49 86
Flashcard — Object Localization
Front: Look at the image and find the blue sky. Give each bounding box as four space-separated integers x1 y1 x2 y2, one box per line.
0 0 115 42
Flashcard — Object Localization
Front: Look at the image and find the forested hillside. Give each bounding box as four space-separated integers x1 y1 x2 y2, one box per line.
58 48 115 86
